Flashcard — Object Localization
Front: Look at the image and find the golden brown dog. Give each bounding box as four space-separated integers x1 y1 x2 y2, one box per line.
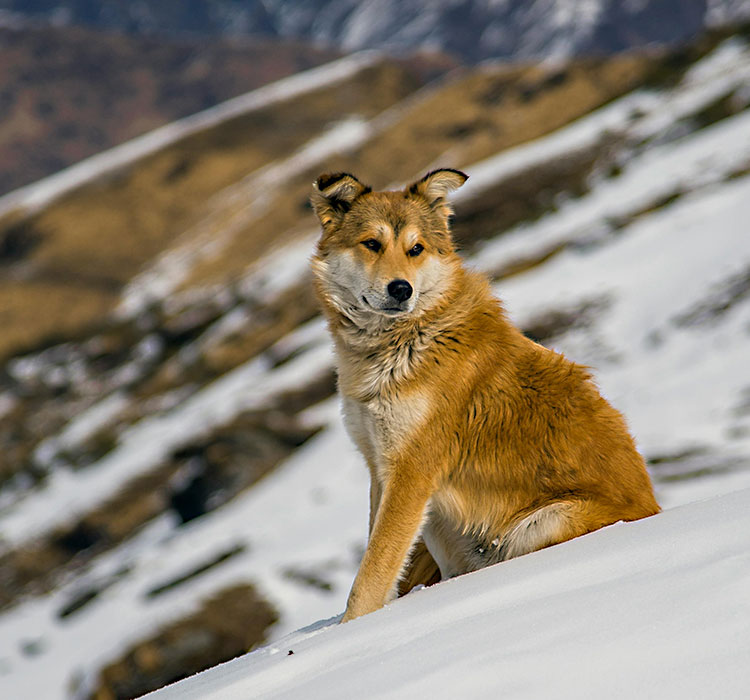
310 169 660 622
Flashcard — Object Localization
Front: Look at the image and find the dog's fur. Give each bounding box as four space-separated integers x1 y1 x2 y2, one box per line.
310 169 660 622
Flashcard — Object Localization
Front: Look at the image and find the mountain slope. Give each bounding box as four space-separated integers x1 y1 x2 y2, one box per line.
0 22 340 194
0 52 428 363
5 0 750 61
0 28 749 700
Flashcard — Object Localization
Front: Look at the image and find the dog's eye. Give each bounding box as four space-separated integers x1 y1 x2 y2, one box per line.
407 243 424 257
361 239 381 252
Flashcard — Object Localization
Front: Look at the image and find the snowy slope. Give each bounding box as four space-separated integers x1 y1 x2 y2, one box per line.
1 36 750 700
144 487 750 700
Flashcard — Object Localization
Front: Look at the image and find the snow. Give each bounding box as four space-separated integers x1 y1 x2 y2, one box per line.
0 402 367 700
32 390 129 468
237 232 319 305
0 52 380 219
143 487 750 700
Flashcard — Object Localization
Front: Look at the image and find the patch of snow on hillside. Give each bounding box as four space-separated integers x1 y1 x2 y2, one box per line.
32 391 129 469
0 323 333 548
472 107 750 276
458 36 750 205
630 37 750 139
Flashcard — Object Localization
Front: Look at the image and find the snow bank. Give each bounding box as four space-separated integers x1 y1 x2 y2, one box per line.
145 487 750 700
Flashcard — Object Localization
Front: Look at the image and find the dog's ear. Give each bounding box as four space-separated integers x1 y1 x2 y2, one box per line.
311 172 370 227
406 168 468 218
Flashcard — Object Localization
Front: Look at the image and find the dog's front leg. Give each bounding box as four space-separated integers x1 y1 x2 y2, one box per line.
342 465 433 622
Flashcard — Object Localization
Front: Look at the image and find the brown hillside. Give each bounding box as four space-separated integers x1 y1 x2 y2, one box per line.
0 23 340 195
179 51 656 291
0 58 433 361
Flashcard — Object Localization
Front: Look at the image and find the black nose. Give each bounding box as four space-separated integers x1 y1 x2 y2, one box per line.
387 279 413 303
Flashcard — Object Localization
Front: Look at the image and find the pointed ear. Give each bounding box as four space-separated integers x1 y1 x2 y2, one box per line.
406 168 468 217
310 172 370 227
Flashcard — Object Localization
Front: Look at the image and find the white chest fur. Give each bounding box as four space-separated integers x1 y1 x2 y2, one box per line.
341 391 430 479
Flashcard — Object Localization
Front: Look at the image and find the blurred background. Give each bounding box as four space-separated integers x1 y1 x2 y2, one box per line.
1 1 750 698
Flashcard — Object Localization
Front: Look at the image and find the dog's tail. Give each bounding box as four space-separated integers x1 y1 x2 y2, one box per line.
398 538 441 596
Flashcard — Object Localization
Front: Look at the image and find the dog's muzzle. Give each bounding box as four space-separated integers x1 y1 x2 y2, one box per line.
362 279 415 314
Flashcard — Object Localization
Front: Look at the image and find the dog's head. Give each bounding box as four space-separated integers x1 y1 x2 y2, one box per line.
310 169 467 323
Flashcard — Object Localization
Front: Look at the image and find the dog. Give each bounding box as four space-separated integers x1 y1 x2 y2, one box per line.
310 169 660 622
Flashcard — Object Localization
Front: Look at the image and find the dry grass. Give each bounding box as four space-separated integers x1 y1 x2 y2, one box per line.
0 278 115 360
